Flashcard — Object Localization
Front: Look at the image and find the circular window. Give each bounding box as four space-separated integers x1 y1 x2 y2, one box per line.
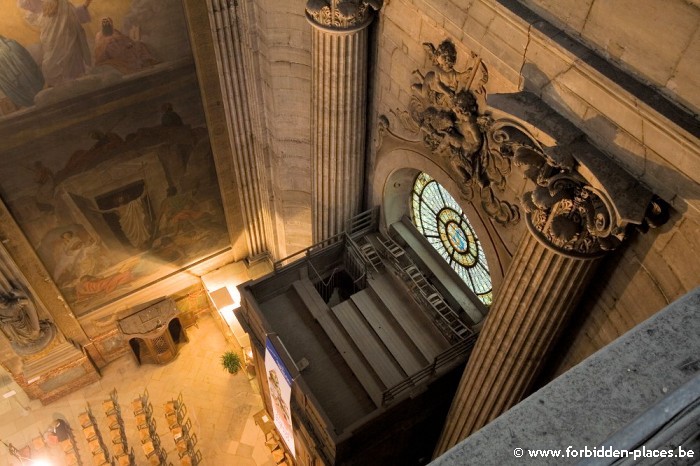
411 172 492 306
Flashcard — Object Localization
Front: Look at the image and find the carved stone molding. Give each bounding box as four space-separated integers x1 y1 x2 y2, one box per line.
306 0 382 31
380 39 668 255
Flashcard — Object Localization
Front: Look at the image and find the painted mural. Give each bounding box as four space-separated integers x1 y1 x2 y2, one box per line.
0 0 190 117
0 0 230 316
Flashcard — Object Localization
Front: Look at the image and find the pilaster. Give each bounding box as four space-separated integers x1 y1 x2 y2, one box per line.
205 0 274 259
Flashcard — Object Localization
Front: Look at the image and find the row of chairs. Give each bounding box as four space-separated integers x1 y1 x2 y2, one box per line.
78 407 110 466
164 393 202 466
102 389 135 466
133 388 169 465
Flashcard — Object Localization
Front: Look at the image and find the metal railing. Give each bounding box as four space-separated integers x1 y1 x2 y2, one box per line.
376 233 472 343
344 244 367 294
346 207 379 239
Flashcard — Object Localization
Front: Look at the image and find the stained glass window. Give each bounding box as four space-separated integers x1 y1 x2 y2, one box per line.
411 172 493 306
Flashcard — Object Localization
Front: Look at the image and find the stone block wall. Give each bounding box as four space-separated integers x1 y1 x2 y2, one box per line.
519 0 700 114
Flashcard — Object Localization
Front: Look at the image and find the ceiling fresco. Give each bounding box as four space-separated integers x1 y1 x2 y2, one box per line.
0 0 230 316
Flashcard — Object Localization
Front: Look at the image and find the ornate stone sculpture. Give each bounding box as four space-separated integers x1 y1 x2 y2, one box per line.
399 39 520 225
306 0 382 29
380 39 668 254
0 286 54 354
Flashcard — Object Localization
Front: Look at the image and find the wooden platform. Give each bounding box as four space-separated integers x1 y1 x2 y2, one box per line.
292 279 385 407
367 273 449 361
350 290 427 375
332 300 406 388
290 268 451 408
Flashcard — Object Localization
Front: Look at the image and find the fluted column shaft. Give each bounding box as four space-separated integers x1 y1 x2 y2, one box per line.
209 0 272 257
309 17 371 242
435 232 601 455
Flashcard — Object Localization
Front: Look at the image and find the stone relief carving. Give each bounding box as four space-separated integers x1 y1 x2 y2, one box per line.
380 39 668 256
306 0 382 29
392 39 520 226
0 285 55 355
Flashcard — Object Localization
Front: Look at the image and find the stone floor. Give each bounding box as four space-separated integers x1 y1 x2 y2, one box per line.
0 313 275 466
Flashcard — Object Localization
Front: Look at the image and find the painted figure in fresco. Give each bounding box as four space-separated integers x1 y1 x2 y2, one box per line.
53 231 107 285
24 160 56 212
0 288 41 346
74 259 138 300
160 102 183 127
0 35 44 107
17 0 93 86
94 17 158 74
60 130 125 177
97 191 152 249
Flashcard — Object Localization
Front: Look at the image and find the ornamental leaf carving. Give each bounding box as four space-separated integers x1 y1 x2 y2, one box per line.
306 0 382 29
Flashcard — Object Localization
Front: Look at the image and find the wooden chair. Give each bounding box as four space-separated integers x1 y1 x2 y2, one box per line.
176 404 187 422
92 449 110 466
110 428 124 445
166 410 179 429
165 400 177 415
180 418 192 437
31 434 46 451
187 432 198 452
102 399 119 417
112 441 127 457
142 440 157 459
107 413 121 430
64 450 80 466
147 417 158 436
191 449 202 466
139 428 152 444
60 438 75 453
82 424 98 442
115 447 135 466
165 393 183 415
115 453 132 466
142 387 150 402
88 437 104 455
132 398 145 416
135 412 149 430
78 411 93 428
176 438 189 458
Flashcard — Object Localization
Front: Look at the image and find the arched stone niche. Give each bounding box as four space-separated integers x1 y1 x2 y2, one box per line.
369 145 511 299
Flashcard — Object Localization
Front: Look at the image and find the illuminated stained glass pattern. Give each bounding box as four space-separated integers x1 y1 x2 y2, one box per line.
411 172 493 306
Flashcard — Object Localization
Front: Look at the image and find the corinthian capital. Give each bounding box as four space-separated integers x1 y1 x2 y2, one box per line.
306 0 382 30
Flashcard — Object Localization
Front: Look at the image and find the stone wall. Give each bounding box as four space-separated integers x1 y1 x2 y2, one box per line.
365 0 700 377
518 0 700 114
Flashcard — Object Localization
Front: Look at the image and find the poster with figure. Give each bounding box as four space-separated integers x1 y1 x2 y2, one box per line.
264 337 296 457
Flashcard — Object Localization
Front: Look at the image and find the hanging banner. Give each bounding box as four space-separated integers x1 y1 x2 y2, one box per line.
264 337 295 457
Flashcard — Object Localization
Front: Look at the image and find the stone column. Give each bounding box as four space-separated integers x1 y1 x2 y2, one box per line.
434 232 600 454
434 144 666 455
306 0 382 242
